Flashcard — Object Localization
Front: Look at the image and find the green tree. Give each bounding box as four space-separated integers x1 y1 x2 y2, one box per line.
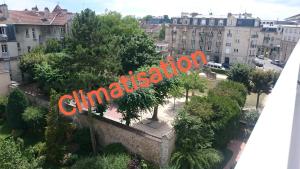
159 24 166 40
45 39 62 53
171 112 223 169
228 63 253 91
120 32 160 73
20 50 46 81
171 148 223 169
22 106 46 132
6 88 28 129
207 94 241 148
180 72 206 103
45 90 68 165
116 87 157 125
251 70 274 110
151 76 180 121
169 84 184 111
71 154 130 169
208 80 247 107
0 96 7 118
0 138 42 169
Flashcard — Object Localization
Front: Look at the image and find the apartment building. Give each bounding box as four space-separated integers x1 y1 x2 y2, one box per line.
0 4 74 82
165 12 260 65
280 25 300 62
221 13 260 65
165 12 227 63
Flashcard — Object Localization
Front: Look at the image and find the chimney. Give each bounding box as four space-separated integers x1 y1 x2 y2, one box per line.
227 13 232 17
44 7 49 18
32 5 38 11
0 4 9 19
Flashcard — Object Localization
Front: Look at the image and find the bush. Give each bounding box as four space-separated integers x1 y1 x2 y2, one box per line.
0 138 42 169
71 154 130 169
228 63 252 91
184 96 214 122
0 96 7 118
241 110 260 127
210 67 228 75
73 128 92 155
45 39 62 53
171 148 223 169
208 95 241 148
103 143 128 155
22 106 46 131
208 80 247 107
173 112 213 151
6 88 28 129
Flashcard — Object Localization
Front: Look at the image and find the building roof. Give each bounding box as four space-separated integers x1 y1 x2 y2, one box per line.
0 5 74 26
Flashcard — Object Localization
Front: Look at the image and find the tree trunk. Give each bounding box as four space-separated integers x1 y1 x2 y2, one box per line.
173 98 176 112
185 89 189 103
88 109 97 154
256 92 261 110
152 106 159 121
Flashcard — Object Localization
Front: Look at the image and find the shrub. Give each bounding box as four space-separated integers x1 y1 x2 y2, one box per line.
0 138 42 169
73 128 92 155
103 143 128 155
71 154 130 169
171 148 223 169
0 96 7 118
208 80 247 107
6 88 28 129
173 112 213 151
45 39 62 53
184 96 214 122
241 110 260 127
22 106 46 131
210 67 228 75
208 95 241 148
228 63 252 91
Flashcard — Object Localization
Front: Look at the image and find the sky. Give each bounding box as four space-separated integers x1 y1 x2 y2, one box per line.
3 0 300 20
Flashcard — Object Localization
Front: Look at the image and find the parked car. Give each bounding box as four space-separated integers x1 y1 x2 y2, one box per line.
257 55 264 60
204 62 226 70
253 58 264 67
271 60 285 68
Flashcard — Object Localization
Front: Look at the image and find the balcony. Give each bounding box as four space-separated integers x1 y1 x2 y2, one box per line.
0 34 8 42
235 40 300 169
0 52 9 60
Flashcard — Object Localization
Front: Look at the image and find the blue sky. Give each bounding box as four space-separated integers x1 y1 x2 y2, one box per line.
4 0 300 20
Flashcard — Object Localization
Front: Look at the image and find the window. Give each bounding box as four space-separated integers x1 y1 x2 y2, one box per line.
27 46 31 52
0 27 6 34
201 19 206 25
191 40 195 49
17 43 21 51
218 20 224 26
209 19 214 26
227 30 232 37
1 44 7 53
226 43 231 47
234 49 239 53
193 19 198 25
32 28 36 39
26 29 29 38
235 39 240 43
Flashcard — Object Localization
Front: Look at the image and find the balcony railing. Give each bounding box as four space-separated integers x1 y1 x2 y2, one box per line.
0 34 8 41
235 40 300 169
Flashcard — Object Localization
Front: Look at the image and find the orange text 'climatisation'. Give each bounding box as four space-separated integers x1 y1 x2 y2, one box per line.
58 50 208 116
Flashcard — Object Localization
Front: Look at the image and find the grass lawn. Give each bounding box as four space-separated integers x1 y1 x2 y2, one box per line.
245 93 268 109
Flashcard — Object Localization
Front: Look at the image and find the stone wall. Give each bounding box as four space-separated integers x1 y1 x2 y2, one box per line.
77 115 175 167
0 71 10 96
